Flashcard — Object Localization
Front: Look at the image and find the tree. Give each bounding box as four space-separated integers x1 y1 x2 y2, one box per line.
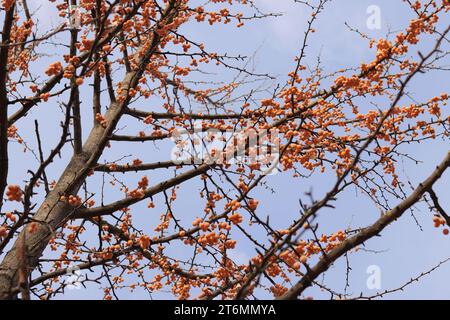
0 0 448 300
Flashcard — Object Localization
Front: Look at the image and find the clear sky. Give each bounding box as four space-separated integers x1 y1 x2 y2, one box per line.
4 0 450 299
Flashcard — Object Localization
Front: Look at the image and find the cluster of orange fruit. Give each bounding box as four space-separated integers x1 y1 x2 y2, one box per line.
138 235 151 250
59 195 82 207
7 125 18 139
95 113 108 128
1 0 14 11
128 189 145 199
433 215 449 235
6 185 22 202
45 62 62 77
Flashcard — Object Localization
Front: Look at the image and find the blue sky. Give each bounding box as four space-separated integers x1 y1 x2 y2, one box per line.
3 0 450 299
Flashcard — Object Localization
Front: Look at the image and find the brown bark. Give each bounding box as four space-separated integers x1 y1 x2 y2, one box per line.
0 2 15 212
0 1 182 299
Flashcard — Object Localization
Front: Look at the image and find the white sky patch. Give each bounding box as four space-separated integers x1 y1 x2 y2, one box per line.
255 0 310 52
227 249 251 266
29 0 61 31
255 1 376 65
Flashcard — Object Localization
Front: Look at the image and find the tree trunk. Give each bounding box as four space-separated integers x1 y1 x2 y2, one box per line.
0 72 134 299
